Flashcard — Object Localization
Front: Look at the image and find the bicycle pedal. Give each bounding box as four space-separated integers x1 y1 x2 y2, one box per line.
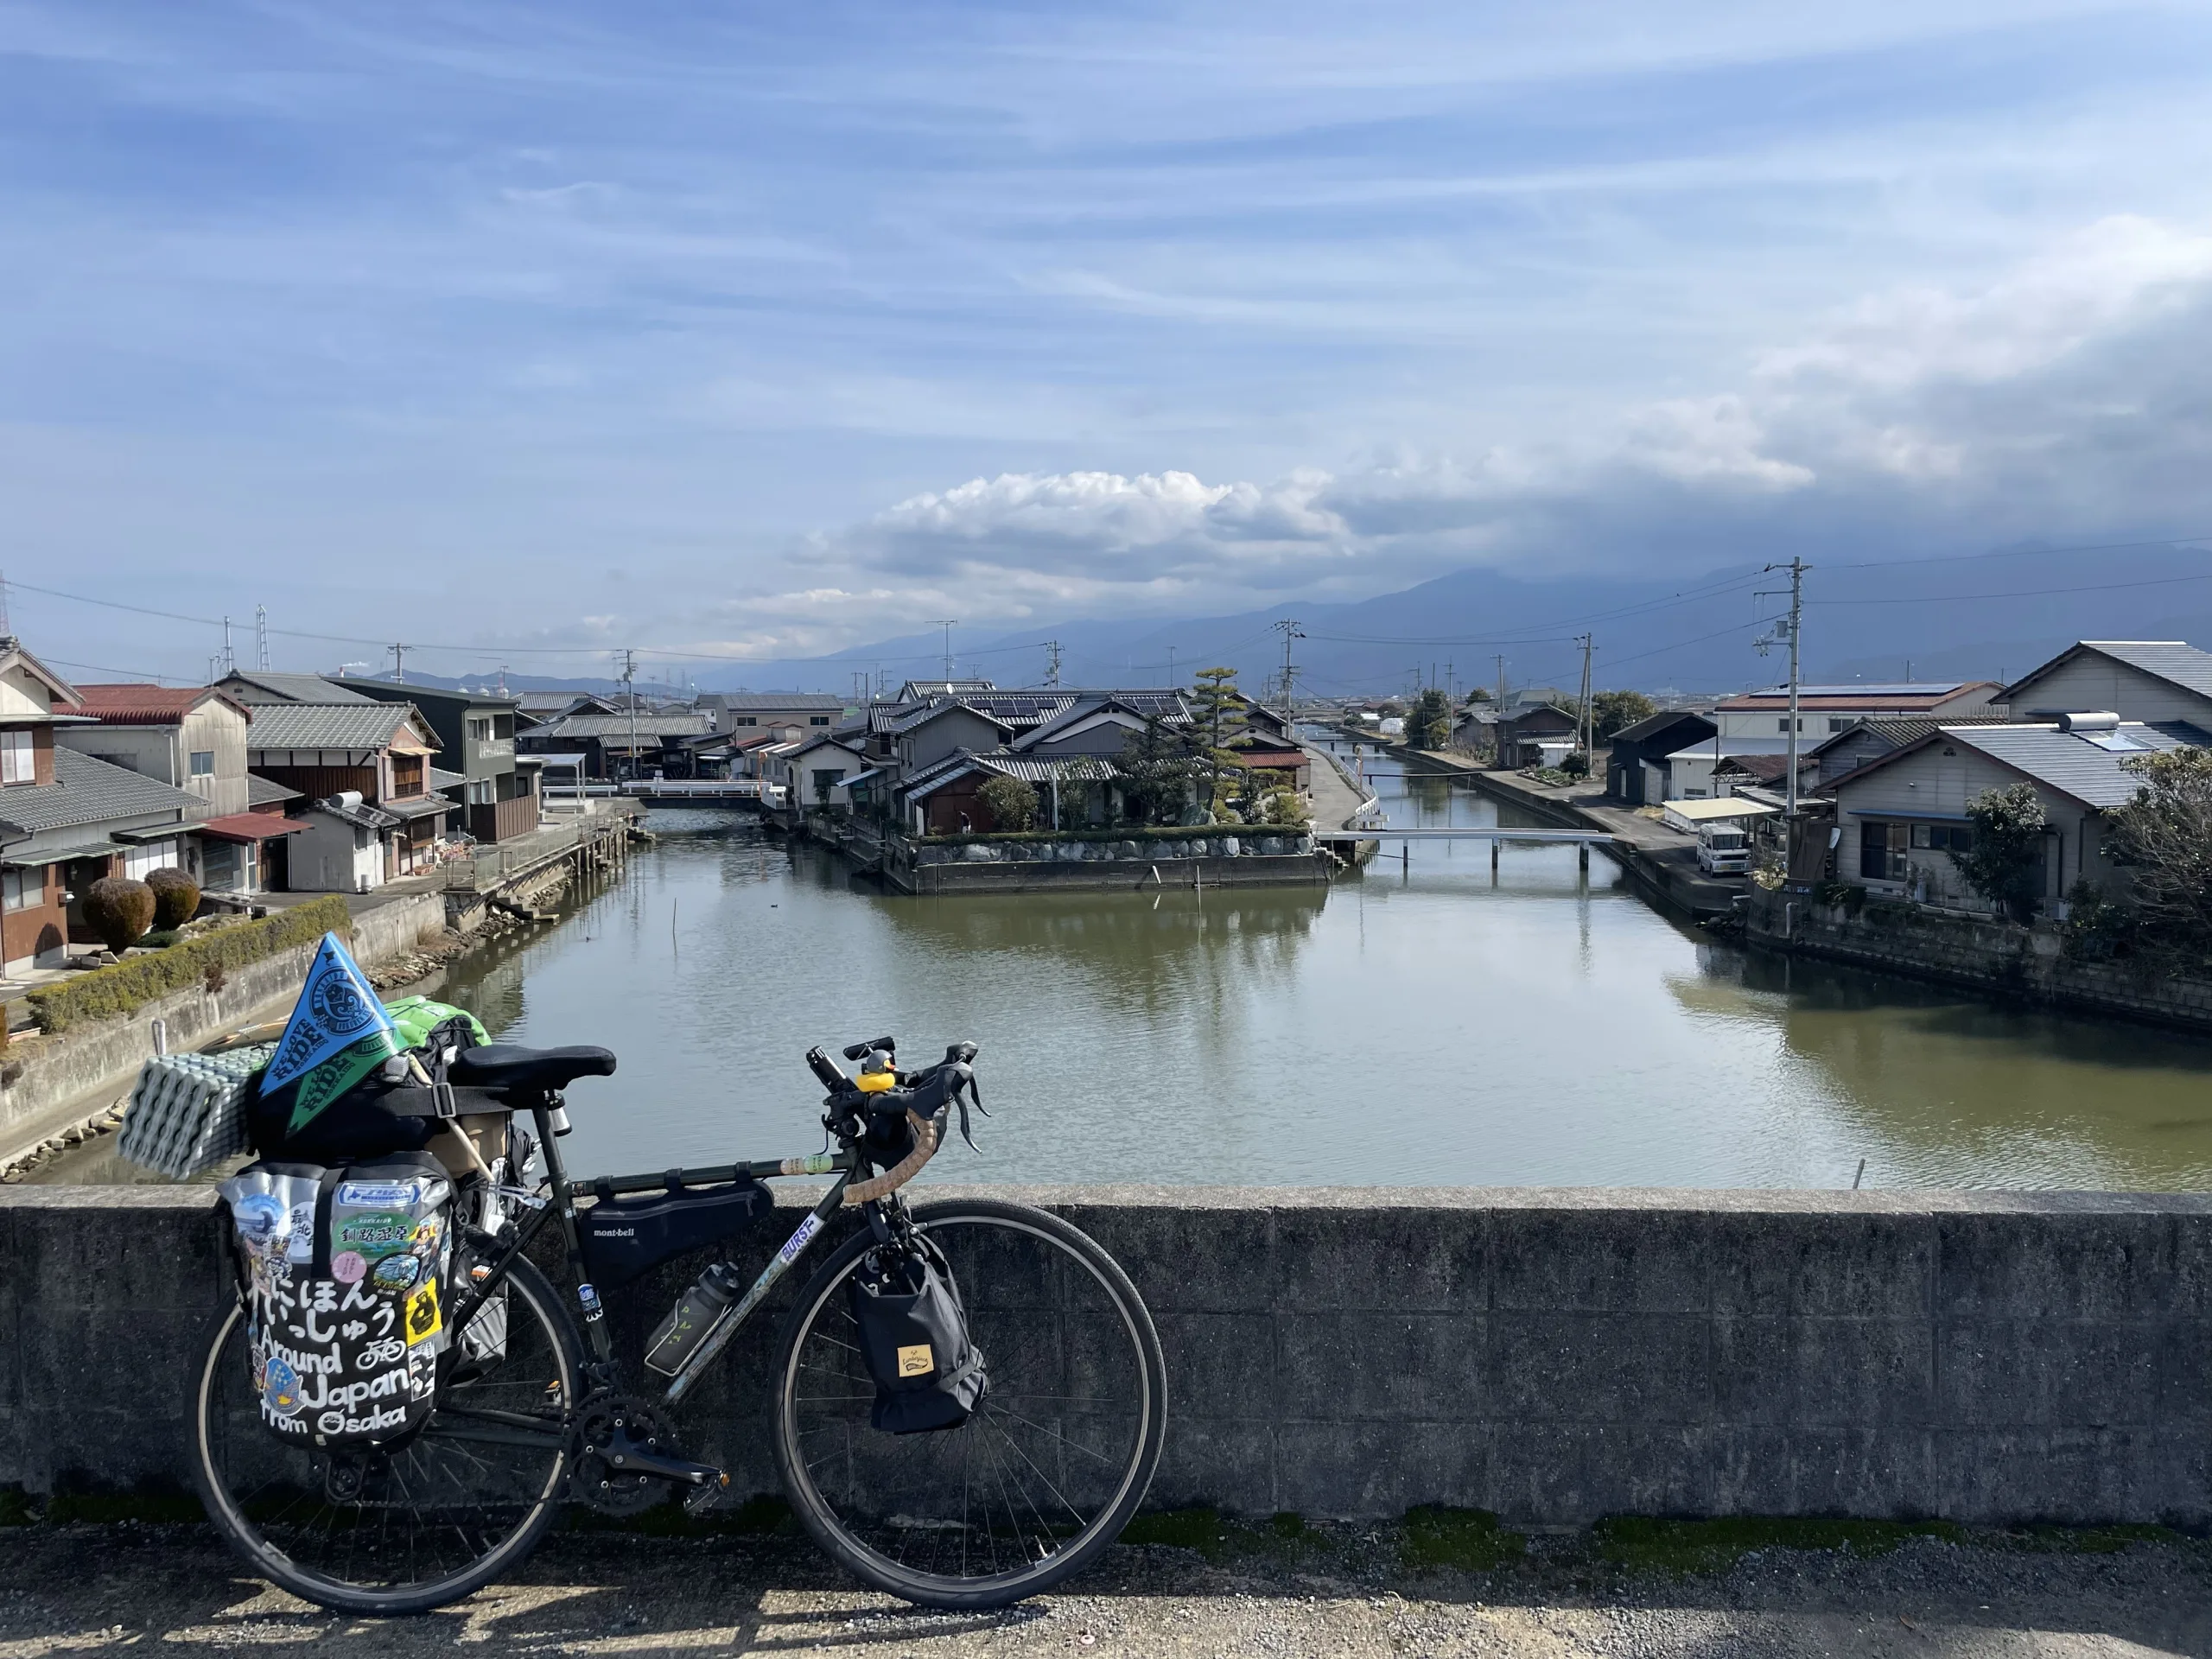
682 1471 733 1517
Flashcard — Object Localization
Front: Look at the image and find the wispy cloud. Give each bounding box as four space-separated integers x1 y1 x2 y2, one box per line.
2 3 2209 677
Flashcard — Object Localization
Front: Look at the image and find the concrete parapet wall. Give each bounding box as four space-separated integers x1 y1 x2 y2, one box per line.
4 1183 2209 1526
1751 889 2212 1033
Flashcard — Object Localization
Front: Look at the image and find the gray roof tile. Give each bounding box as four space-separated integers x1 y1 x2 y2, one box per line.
1941 721 2207 808
0 747 205 837
244 702 418 751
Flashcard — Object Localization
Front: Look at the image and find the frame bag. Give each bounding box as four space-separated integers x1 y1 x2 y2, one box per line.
219 1154 456 1448
848 1235 988 1434
579 1173 772 1289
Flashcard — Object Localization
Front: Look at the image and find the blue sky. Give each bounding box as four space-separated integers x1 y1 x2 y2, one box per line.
5 1 2212 683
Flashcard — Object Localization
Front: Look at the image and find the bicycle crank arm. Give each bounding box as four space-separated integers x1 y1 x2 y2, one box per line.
603 1444 728 1489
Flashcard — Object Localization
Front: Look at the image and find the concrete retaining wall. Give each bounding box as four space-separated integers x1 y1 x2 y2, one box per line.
4 1183 2208 1526
1750 888 2212 1033
0 890 448 1159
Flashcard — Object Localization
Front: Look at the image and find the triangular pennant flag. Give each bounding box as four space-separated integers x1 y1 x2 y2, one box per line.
261 933 404 1133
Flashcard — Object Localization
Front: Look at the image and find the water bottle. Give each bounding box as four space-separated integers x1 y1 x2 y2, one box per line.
645 1262 742 1376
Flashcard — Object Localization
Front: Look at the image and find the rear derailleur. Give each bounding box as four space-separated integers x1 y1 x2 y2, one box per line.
569 1390 730 1516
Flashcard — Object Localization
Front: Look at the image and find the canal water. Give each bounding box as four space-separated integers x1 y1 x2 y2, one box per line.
45 750 2212 1190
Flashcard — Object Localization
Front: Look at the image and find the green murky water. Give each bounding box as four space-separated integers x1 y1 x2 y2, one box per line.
47 758 2212 1190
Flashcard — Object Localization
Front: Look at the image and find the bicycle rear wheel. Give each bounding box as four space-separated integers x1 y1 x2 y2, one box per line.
772 1197 1166 1609
192 1254 581 1616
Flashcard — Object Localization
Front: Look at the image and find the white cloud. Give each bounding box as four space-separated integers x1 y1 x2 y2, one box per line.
737 213 2212 646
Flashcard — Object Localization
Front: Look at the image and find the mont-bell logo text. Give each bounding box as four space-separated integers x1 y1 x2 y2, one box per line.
591 1225 636 1238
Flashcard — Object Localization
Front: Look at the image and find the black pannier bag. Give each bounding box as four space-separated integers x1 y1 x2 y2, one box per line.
579 1173 772 1288
848 1234 988 1434
218 1152 456 1447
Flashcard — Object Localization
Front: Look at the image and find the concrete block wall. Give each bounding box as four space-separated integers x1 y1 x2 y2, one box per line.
3 1183 2208 1525
1750 889 2212 1033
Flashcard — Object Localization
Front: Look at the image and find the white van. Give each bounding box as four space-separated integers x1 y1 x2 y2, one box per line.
1696 823 1750 875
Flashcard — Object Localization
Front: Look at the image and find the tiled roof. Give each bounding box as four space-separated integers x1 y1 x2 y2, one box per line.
1611 710 1714 745
73 683 251 725
218 671 377 704
537 713 711 739
1939 721 2209 809
904 751 1126 794
0 747 206 837
888 702 1011 737
246 773 303 807
1805 715 2010 760
701 692 852 712
2008 641 2212 704
244 701 419 752
1716 683 1996 712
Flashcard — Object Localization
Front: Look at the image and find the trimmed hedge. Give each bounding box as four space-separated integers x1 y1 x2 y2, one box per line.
27 896 353 1034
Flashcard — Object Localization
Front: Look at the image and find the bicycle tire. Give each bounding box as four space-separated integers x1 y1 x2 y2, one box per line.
771 1197 1166 1609
192 1253 582 1616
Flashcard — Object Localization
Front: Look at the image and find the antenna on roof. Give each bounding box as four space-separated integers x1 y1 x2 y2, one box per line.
256 605 270 671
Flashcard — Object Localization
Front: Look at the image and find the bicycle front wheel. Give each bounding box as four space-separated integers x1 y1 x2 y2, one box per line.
192 1253 582 1616
772 1197 1166 1608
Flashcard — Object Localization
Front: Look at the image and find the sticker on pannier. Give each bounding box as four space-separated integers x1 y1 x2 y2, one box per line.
219 1160 454 1447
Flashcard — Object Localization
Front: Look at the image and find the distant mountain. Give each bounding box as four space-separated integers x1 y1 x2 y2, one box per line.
677 541 2212 701
359 541 2212 702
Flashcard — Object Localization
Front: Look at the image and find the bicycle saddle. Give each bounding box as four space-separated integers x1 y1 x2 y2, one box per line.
450 1043 617 1094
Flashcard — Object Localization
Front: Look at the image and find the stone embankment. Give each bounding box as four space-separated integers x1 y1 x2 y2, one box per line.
1747 886 2212 1034
881 830 1330 893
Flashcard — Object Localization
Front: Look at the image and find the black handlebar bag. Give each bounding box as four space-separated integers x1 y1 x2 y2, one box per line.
848 1234 988 1434
218 1153 456 1448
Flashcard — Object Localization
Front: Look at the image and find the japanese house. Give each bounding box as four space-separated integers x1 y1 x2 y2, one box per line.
334 680 541 842
242 701 449 890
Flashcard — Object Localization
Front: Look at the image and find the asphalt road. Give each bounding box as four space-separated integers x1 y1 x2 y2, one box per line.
2 1522 2204 1657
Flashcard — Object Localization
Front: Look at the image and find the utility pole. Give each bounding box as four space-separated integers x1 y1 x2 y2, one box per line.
1495 655 1507 706
0 569 11 637
1043 640 1062 689
389 642 406 682
255 606 270 671
1165 644 1175 685
620 649 639 785
1274 617 1303 724
1574 633 1594 758
1758 558 1808 819
221 615 235 675
929 620 957 684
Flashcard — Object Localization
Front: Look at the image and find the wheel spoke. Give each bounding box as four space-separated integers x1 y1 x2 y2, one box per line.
776 1202 1162 1605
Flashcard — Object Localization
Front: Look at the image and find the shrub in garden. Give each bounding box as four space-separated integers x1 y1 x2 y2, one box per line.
82 877 156 954
976 774 1040 833
145 866 200 931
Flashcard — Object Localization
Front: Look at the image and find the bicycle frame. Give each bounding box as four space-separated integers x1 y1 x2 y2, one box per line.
439 1096 869 1413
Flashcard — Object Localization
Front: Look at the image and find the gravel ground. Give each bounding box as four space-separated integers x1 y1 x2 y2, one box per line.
0 1522 2204 1657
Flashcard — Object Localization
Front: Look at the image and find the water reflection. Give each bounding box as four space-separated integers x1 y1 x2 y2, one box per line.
38 773 2212 1190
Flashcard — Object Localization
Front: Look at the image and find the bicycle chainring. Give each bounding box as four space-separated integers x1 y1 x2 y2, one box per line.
571 1393 679 1516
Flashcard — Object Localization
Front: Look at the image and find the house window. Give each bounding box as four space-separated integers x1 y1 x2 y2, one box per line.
1859 821 1910 881
0 729 32 785
123 840 179 880
466 779 495 806
734 715 757 727
1776 718 1805 733
1828 718 1852 733
2 868 37 912
810 715 830 726
1910 823 1974 854
190 750 215 776
467 716 493 743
